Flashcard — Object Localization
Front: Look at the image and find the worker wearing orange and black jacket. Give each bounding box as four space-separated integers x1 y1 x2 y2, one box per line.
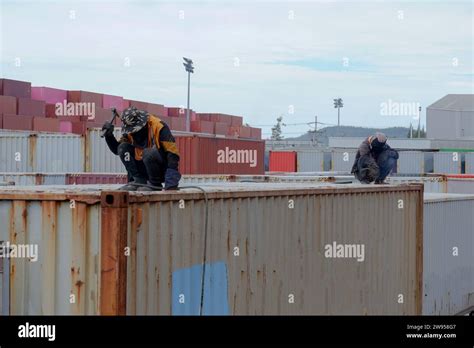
351 132 399 184
102 107 181 191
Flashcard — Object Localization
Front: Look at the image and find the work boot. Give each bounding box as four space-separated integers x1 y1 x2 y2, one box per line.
374 179 388 185
118 183 139 191
137 182 163 191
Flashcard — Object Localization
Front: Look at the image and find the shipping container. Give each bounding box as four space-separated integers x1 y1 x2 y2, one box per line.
176 136 264 174
66 173 128 185
464 153 474 174
269 151 297 172
33 117 60 132
147 103 166 117
433 152 461 174
0 95 17 115
0 132 84 172
2 114 33 131
31 87 67 105
296 150 325 172
0 173 68 185
387 176 447 193
446 177 474 194
86 128 125 173
102 94 124 112
423 193 474 314
31 134 85 172
0 183 423 315
0 79 31 98
397 151 425 174
171 118 186 132
331 150 357 172
191 120 214 134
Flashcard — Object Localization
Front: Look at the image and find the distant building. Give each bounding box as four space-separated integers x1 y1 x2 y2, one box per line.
427 94 474 139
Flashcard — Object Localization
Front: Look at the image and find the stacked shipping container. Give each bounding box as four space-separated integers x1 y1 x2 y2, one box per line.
0 78 262 139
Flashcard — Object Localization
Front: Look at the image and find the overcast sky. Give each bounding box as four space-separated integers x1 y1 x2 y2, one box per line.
1 0 472 137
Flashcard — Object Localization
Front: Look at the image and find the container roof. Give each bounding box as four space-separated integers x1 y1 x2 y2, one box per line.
427 94 474 111
0 182 423 203
424 192 474 202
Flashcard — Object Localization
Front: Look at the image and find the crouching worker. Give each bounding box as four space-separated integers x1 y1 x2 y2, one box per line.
102 107 181 191
351 132 399 184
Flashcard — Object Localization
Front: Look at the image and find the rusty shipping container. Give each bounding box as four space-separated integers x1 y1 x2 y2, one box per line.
0 183 423 315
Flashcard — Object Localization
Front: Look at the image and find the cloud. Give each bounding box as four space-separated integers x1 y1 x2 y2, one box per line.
1 0 472 136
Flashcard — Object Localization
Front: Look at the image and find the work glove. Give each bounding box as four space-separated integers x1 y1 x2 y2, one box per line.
102 121 114 137
164 168 181 190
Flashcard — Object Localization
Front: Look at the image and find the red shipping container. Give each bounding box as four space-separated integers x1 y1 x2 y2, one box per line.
91 107 114 124
31 87 67 104
2 114 34 131
175 135 264 175
227 126 240 137
156 115 172 126
57 115 89 123
66 173 127 185
171 117 186 131
0 95 17 115
129 100 148 111
230 116 243 127
59 121 72 133
0 114 3 128
67 90 103 108
123 99 131 110
250 127 262 140
269 151 297 172
238 126 252 138
45 104 57 118
0 79 31 98
71 122 87 135
103 94 124 111
209 113 232 125
214 122 229 136
191 120 214 134
33 117 60 132
147 103 166 116
18 98 46 117
167 107 187 117
196 113 210 121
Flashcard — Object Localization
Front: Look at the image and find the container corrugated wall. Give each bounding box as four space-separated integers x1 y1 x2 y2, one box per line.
33 134 84 172
0 197 101 314
296 151 324 172
331 150 357 172
125 184 423 315
0 173 67 186
446 178 474 194
0 133 31 172
397 151 425 174
423 194 474 314
0 184 423 315
86 129 125 173
433 152 461 174
464 153 474 174
0 133 84 172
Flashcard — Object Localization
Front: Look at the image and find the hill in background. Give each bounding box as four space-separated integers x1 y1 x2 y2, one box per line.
285 126 410 146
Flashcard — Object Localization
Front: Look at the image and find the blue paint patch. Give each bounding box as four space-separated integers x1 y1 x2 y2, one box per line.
172 261 229 315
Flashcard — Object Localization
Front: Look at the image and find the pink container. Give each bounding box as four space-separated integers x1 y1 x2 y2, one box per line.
103 94 124 111
59 121 73 133
31 87 67 105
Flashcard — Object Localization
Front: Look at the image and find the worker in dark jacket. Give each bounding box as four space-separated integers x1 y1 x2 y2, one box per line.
102 107 181 191
351 132 399 184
